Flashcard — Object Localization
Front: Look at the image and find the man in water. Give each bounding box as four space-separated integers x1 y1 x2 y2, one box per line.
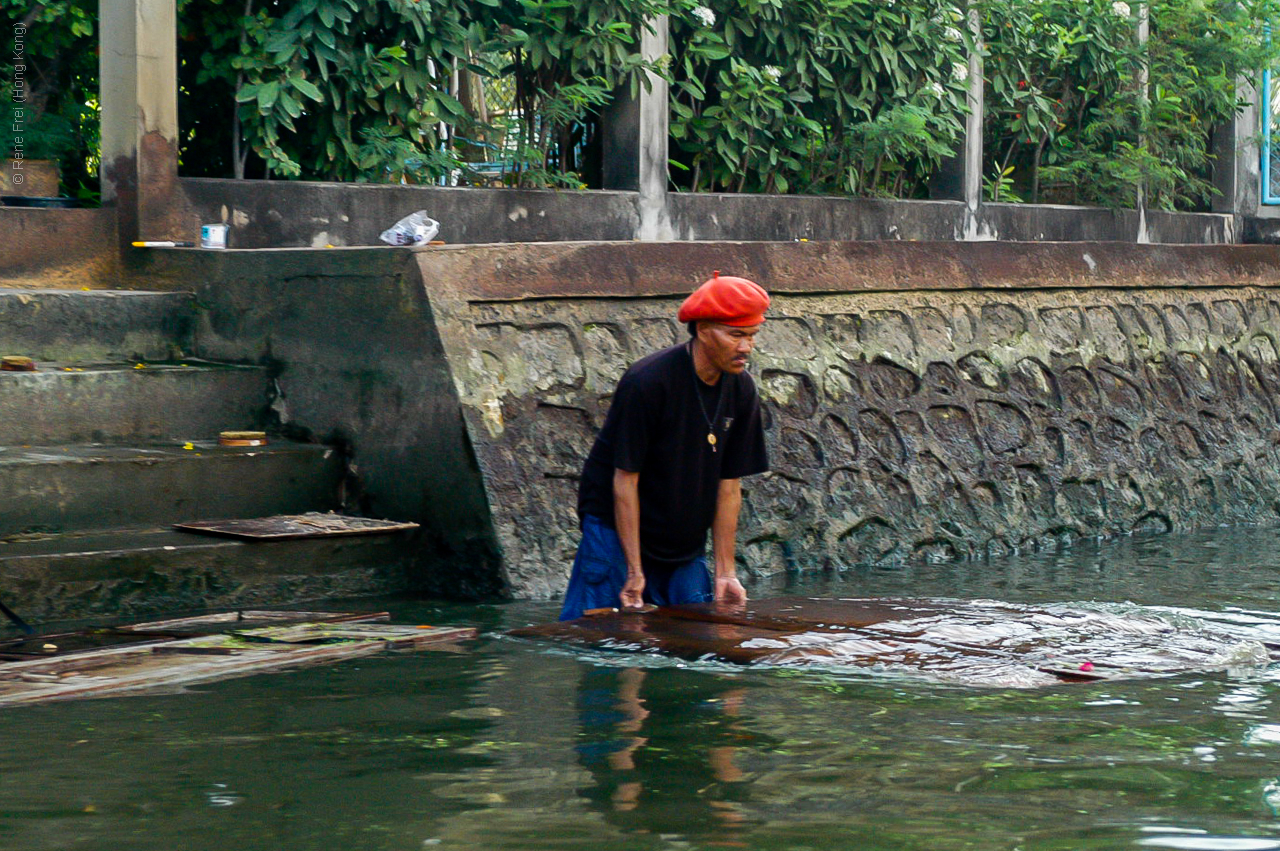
559 272 770 620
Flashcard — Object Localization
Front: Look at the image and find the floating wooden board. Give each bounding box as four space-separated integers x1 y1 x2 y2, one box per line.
511 597 1275 687
0 611 390 661
0 613 474 706
174 513 419 540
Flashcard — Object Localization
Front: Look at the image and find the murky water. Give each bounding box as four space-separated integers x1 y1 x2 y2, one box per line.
8 527 1280 850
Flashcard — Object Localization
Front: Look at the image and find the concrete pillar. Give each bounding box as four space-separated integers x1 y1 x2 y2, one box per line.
1213 77 1261 220
99 0 183 244
929 5 984 240
960 4 984 240
601 15 673 240
1134 1 1150 243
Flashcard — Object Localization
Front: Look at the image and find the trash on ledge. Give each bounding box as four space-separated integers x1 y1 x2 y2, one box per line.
1 356 36 371
217 430 268 447
379 210 440 246
200 223 229 249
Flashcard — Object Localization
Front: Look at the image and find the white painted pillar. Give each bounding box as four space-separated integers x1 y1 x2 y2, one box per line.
99 0 183 243
636 15 673 240
601 16 672 239
961 4 984 240
1135 1 1150 243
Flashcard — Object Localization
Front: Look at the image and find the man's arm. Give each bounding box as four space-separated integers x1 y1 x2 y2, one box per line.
614 469 646 608
711 478 748 605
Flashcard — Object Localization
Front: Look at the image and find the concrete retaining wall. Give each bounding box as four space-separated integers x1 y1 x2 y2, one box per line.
131 240 1280 601
418 241 1280 599
132 247 504 598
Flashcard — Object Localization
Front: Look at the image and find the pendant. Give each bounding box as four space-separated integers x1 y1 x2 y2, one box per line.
708 433 717 451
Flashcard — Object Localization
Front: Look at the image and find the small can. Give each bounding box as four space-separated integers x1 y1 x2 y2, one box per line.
218 430 268 446
200 223 229 249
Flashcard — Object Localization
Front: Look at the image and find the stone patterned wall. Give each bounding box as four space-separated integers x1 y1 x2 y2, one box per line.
420 247 1280 600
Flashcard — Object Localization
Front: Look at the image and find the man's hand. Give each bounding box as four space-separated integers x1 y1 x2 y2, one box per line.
714 574 747 606
711 479 747 607
620 571 646 609
614 469 646 610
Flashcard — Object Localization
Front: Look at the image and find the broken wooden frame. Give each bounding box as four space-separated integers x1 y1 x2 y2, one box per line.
0 610 474 705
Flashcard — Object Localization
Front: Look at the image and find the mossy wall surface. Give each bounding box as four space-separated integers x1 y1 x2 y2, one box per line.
420 241 1280 599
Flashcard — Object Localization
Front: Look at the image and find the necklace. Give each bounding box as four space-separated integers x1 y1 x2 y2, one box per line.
688 341 725 452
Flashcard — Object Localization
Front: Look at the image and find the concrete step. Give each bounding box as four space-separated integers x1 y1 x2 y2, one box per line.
0 361 270 445
0 526 418 623
0 289 195 363
0 442 341 536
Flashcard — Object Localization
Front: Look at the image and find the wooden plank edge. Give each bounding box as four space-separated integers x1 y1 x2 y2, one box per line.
0 626 478 706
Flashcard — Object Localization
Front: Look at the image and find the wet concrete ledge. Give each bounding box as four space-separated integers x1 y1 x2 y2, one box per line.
415 240 1280 300
132 241 1280 600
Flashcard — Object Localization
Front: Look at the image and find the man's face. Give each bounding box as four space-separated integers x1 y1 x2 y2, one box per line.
697 321 762 375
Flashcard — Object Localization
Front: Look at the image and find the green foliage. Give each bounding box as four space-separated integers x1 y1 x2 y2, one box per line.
210 0 474 180
173 0 682 186
11 0 1280 208
354 124 466 184
669 0 972 197
980 0 1280 211
0 0 99 198
984 164 1022 203
473 0 679 186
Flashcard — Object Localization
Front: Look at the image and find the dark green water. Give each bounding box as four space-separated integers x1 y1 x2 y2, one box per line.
8 528 1280 851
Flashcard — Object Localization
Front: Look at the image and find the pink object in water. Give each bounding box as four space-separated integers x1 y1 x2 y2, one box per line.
1079 662 1095 672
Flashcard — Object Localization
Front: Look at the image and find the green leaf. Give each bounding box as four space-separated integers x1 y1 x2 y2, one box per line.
293 77 324 102
257 81 280 110
280 90 303 119
695 43 733 61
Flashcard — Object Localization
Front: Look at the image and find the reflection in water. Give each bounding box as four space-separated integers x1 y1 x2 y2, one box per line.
574 666 757 845
8 527 1280 849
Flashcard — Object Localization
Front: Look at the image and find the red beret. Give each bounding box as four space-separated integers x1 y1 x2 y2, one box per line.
677 271 770 326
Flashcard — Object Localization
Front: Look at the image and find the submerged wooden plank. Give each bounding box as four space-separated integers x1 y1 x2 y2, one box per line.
513 605 1093 676
510 597 1263 686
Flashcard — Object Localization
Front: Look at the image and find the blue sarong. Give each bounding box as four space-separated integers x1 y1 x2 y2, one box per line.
559 514 712 621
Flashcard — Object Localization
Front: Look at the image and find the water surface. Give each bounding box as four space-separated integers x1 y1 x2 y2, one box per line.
6 527 1280 850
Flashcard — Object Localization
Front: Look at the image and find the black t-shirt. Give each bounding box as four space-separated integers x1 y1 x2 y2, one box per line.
577 342 769 570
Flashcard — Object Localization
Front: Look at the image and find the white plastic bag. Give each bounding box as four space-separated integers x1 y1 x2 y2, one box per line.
379 210 440 246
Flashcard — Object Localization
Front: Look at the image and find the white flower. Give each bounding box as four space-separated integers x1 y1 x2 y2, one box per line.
951 61 969 83
944 26 963 42
763 65 782 83
1111 1 1131 18
692 5 716 27
929 81 946 97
